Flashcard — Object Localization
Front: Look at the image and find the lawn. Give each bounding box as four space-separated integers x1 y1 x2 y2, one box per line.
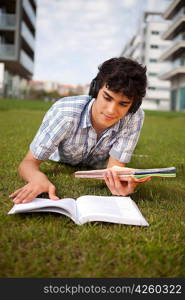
0 97 185 278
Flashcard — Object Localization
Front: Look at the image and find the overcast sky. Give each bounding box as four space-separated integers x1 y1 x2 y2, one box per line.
33 0 170 85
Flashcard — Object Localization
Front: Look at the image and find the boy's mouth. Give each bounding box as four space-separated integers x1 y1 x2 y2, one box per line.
103 113 116 121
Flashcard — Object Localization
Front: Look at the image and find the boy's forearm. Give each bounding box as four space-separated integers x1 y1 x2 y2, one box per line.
107 156 126 169
10 156 59 203
18 160 48 182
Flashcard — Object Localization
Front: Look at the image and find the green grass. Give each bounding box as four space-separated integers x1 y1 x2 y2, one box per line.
0 97 185 278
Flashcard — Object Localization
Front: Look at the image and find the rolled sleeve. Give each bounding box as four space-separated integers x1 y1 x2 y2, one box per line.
30 103 73 160
109 108 145 163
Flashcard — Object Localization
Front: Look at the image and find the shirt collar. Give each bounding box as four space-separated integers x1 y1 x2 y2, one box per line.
81 97 95 129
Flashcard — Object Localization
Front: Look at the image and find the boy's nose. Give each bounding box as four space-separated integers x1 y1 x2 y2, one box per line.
107 103 116 114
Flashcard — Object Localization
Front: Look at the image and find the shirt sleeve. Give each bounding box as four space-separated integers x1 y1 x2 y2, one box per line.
109 108 145 163
29 102 73 160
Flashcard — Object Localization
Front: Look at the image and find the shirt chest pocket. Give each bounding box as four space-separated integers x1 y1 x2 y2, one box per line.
59 142 84 160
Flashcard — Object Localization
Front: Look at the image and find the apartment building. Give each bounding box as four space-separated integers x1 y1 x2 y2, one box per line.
121 11 172 111
159 0 185 111
0 0 37 98
120 34 142 63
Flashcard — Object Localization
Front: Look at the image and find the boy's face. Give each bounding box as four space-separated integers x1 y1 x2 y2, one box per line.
91 85 133 132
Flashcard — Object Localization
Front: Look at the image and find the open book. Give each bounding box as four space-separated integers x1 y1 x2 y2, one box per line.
74 166 176 180
8 195 149 226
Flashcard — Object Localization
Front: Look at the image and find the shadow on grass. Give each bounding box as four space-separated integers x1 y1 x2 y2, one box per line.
40 162 185 204
132 179 184 203
42 162 91 176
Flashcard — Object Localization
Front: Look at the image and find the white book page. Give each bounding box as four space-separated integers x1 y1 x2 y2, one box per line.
8 198 78 223
31 208 78 224
76 195 149 226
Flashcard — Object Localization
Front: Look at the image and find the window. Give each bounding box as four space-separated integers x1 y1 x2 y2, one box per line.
148 87 156 90
149 58 157 63
150 45 159 49
151 31 160 35
180 58 185 66
148 72 157 76
171 90 177 111
148 86 169 91
179 87 185 110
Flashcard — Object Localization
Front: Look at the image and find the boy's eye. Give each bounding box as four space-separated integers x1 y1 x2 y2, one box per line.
120 103 128 107
104 95 111 101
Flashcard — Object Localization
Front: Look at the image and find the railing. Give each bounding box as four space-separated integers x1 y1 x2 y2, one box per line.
0 44 16 59
21 22 35 50
160 40 185 61
22 0 36 27
171 7 185 23
171 58 185 68
173 32 185 42
0 13 16 29
20 49 34 74
159 58 185 77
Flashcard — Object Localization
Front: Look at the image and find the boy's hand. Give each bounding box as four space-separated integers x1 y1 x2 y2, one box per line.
104 169 151 196
9 178 59 204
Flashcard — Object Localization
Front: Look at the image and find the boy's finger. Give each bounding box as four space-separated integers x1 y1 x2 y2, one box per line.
104 172 117 195
127 178 138 194
103 173 109 185
22 193 37 203
107 171 116 189
112 170 123 192
13 190 31 203
14 191 36 203
104 172 111 188
49 185 59 200
9 188 23 197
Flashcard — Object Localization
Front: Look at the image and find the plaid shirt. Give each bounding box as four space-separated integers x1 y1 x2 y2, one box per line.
30 95 144 168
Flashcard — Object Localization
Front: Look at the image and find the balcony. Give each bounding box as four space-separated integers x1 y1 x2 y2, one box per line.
146 88 170 100
159 41 185 61
163 0 184 20
20 50 34 74
162 15 185 40
0 44 16 60
22 0 36 28
159 66 185 80
21 21 35 51
0 14 16 30
171 7 185 23
173 32 185 42
159 57 185 80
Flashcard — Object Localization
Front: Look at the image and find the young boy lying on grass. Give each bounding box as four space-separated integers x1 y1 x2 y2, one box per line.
9 57 150 204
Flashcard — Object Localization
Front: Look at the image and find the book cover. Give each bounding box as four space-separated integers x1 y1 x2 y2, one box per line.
74 166 176 180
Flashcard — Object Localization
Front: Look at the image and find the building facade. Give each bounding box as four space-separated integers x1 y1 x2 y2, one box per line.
120 34 142 63
121 11 172 111
0 0 37 98
159 0 185 111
